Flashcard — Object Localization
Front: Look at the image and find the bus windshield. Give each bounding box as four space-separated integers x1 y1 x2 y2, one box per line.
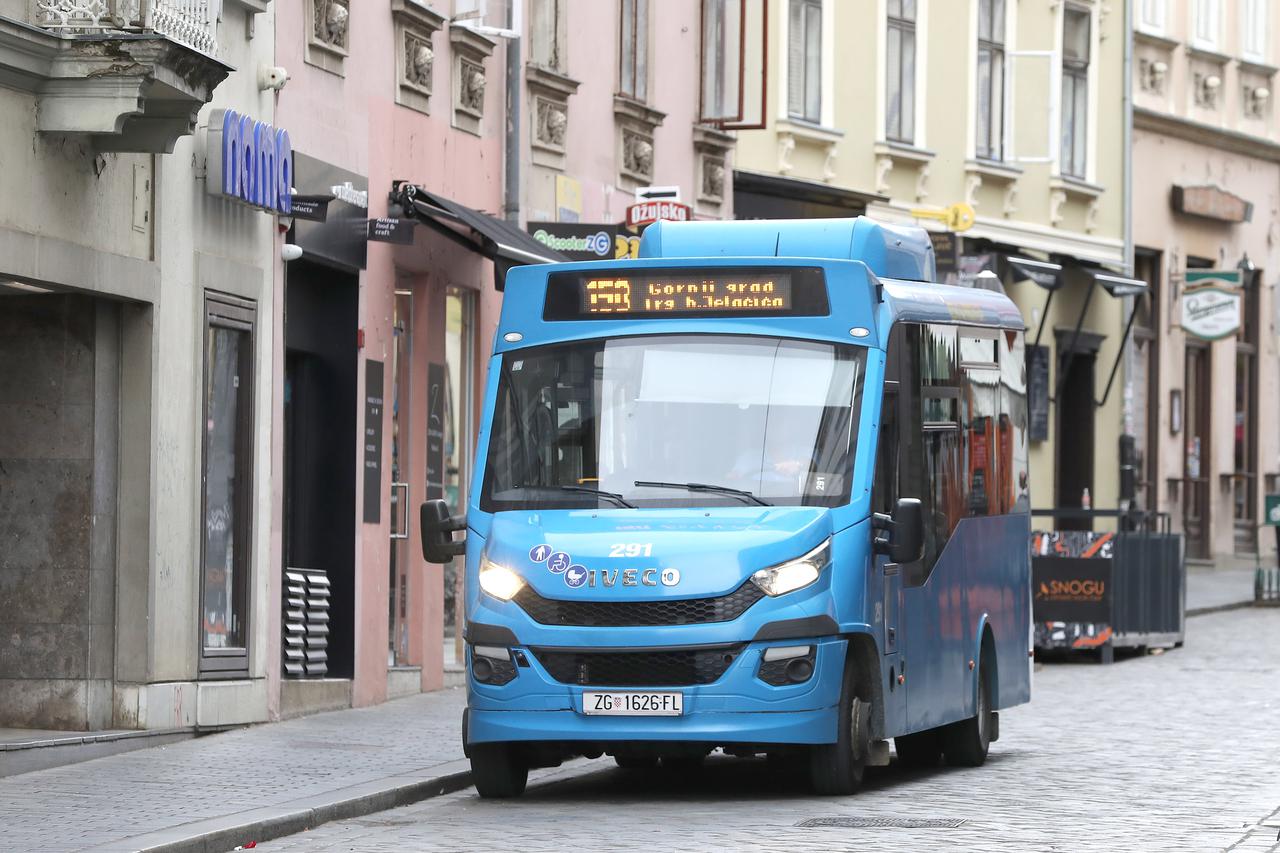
480 335 866 511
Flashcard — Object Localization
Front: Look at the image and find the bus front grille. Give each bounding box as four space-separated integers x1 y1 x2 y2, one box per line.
512 581 765 627
531 644 745 687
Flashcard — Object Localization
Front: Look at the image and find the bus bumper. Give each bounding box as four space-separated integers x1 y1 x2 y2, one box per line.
466 636 846 747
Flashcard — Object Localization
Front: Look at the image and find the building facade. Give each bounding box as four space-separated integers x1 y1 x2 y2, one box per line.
1131 0 1280 568
0 2 280 730
732 0 1133 521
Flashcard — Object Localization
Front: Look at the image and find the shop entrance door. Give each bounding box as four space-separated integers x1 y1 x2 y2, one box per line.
388 291 413 666
1055 351 1096 530
1183 342 1210 559
442 288 475 668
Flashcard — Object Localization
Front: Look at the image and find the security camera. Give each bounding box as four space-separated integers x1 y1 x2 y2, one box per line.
259 66 290 91
281 243 303 262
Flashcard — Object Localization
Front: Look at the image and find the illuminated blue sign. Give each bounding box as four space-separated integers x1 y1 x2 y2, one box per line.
207 109 293 215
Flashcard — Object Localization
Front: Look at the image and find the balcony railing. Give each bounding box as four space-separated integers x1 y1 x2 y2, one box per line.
37 0 221 57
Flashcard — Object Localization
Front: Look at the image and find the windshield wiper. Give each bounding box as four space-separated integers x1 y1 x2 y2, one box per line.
517 484 636 509
633 480 771 507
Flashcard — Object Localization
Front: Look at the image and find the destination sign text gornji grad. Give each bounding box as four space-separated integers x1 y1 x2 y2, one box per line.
584 276 793 314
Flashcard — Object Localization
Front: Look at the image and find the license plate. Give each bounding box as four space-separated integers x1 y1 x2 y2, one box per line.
582 691 683 716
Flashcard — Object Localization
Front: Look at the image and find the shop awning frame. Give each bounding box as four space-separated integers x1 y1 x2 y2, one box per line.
392 181 569 288
1053 267 1148 409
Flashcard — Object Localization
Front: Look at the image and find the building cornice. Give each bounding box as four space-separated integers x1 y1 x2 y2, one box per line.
1134 106 1280 162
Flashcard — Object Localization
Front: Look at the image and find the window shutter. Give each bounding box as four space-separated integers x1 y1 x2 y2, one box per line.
788 0 805 115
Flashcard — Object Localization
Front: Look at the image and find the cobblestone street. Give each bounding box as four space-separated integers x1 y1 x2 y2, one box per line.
260 607 1280 853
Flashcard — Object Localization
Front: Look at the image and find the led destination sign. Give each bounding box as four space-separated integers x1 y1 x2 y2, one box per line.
543 268 828 320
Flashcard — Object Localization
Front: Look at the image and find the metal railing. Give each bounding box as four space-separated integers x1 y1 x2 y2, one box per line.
1030 507 1174 535
36 0 221 56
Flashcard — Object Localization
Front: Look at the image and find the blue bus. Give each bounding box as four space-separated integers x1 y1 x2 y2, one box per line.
420 217 1032 797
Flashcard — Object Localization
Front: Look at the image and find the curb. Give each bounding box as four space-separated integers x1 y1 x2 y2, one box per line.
86 761 474 853
1186 600 1257 618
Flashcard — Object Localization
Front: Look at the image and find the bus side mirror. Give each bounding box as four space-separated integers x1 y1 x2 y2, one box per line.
420 499 466 564
890 498 925 565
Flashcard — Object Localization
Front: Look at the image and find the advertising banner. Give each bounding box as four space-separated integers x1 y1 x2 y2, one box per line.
528 222 617 261
1182 271 1243 340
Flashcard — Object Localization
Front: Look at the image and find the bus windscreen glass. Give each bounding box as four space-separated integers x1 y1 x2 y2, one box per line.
542 267 829 320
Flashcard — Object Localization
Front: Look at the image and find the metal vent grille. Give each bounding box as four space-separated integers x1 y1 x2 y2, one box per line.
283 567 330 678
513 581 765 627
531 644 744 686
797 817 967 829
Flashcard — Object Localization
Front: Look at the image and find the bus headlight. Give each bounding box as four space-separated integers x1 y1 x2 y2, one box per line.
750 539 830 597
479 556 525 601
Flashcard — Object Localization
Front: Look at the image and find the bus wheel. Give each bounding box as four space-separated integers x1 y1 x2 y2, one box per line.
943 649 993 767
470 743 528 798
809 656 871 795
894 728 943 768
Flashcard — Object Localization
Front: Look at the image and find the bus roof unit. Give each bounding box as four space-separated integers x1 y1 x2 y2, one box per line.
638 216 937 283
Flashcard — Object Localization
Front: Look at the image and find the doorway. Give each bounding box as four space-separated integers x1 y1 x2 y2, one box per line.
388 290 414 666
442 287 475 669
1055 349 1096 529
1183 342 1210 560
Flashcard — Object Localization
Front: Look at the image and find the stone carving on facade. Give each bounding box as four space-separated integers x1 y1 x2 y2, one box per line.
1002 182 1018 217
692 124 734 209
915 163 931 202
874 155 893 194
1193 70 1222 109
622 130 654 180
314 0 349 49
702 157 725 201
777 133 795 174
1085 198 1100 233
1049 188 1067 226
405 36 433 90
536 98 568 149
459 60 486 115
965 173 983 207
1139 57 1168 95
822 145 838 182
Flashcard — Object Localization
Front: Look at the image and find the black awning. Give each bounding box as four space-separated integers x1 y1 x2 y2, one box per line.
1008 256 1064 291
1091 271 1147 297
394 182 569 288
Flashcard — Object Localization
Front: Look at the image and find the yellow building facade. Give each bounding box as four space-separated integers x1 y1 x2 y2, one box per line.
732 0 1133 521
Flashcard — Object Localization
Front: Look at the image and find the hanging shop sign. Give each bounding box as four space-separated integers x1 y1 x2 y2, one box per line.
290 194 332 222
528 222 617 260
207 109 293 214
1181 271 1242 340
367 217 416 244
363 360 385 524
625 200 691 228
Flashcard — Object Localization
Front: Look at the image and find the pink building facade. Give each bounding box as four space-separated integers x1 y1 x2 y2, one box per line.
271 0 732 718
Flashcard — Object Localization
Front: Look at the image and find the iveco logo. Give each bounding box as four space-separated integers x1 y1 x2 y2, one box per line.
569 568 682 588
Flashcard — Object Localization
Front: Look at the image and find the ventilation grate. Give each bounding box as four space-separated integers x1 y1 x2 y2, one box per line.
796 817 967 829
283 567 330 678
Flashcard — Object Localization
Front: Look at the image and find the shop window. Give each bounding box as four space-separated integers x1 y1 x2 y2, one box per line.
788 0 822 122
886 0 917 144
1060 4 1091 179
976 0 1006 161
619 0 650 101
200 294 256 677
530 0 567 71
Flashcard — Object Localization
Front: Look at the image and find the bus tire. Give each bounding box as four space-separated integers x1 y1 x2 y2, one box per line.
943 646 994 768
470 743 528 798
894 728 943 768
809 653 871 795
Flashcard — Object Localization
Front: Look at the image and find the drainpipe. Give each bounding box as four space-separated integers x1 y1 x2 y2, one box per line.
1120 0 1137 514
504 36 521 224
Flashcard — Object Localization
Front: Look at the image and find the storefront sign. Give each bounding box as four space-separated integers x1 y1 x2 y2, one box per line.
528 222 616 260
363 360 385 524
367 218 416 244
929 231 958 280
1265 494 1280 526
426 362 445 501
1032 557 1112 623
1172 184 1252 223
1028 344 1050 442
625 200 691 227
1181 272 1242 340
290 195 332 222
292 153 368 271
207 109 293 214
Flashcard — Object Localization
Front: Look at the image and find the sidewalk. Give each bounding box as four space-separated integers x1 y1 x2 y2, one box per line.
3 568 1265 853
1 687 469 853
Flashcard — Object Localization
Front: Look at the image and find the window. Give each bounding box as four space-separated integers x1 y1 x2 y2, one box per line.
530 0 566 71
200 294 256 676
1139 0 1167 32
619 0 649 100
886 0 917 143
1193 0 1222 49
1060 4 1091 178
481 335 865 511
1242 0 1268 62
976 0 1006 160
788 0 822 122
881 322 1027 586
701 0 744 122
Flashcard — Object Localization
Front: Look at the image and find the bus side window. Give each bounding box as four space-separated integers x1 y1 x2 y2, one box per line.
873 326 904 516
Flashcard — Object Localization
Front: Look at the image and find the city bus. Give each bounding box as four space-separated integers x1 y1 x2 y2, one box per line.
420 216 1032 798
